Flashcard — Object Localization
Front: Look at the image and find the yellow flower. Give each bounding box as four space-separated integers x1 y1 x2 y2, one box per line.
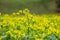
55 29 60 34
12 12 16 15
0 9 60 40
0 12 1 15
0 36 2 40
34 35 38 38
47 30 52 34
33 24 38 30
49 27 55 32
6 31 12 35
35 38 42 40
14 35 17 38
16 12 20 15
23 8 30 15
18 10 22 13
36 38 41 40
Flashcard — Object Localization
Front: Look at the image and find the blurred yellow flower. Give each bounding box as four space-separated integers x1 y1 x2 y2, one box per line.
0 9 60 40
0 12 1 15
18 10 22 13
12 12 16 15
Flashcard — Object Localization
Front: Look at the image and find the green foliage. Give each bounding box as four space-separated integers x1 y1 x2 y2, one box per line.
0 9 60 40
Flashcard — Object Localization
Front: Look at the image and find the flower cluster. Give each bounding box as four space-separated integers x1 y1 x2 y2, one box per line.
0 9 60 40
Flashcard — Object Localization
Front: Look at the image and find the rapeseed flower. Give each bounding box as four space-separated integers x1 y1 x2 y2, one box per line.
0 9 60 40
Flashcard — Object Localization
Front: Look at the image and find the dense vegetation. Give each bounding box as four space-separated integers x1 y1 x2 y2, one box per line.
0 9 60 40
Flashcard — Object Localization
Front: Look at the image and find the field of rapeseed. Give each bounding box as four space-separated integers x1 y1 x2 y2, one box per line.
0 9 60 40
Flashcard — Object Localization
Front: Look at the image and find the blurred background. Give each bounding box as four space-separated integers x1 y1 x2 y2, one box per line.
0 0 60 14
